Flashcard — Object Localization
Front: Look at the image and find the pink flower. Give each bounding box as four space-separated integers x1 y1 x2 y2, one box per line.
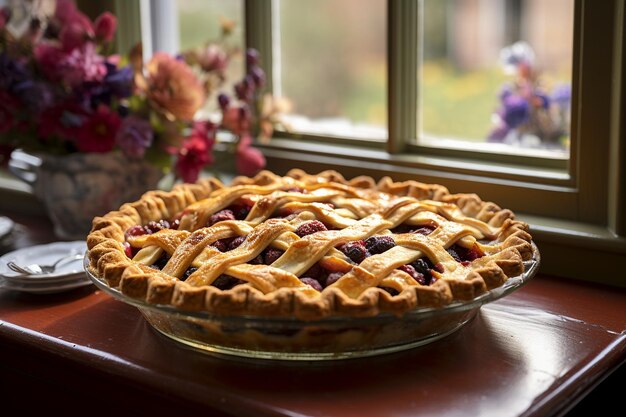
145 52 205 121
60 23 89 51
236 135 265 176
76 106 121 153
174 121 216 183
0 7 9 31
197 44 228 73
35 43 106 87
94 12 117 43
221 105 251 136
54 0 94 35
33 44 65 82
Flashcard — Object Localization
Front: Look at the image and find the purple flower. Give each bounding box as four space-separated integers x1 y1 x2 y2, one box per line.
552 84 571 106
0 53 29 92
487 123 511 143
115 116 154 158
12 80 54 114
105 64 133 98
502 95 530 128
498 84 513 102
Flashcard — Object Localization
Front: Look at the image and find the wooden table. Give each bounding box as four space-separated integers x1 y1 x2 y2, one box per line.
1 209 624 417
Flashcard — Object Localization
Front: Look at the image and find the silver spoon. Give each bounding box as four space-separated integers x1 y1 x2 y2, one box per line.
7 253 84 275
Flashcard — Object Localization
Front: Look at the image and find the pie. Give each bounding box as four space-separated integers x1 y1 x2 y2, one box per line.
86 169 533 321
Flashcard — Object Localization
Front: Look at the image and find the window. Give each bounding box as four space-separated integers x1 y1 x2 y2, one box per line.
11 0 620 284
419 0 574 162
276 0 387 141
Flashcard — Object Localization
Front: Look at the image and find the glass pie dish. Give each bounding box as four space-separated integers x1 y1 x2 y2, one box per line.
84 243 539 361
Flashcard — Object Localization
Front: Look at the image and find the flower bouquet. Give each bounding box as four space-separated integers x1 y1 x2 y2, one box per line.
487 41 571 150
0 0 285 238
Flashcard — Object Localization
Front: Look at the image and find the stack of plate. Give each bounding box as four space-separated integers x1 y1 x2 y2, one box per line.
0 241 91 294
0 216 15 247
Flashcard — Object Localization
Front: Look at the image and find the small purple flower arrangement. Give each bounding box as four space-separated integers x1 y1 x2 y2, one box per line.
487 42 571 150
0 0 283 183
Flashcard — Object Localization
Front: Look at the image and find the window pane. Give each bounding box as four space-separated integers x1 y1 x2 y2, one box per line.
177 0 245 113
419 0 574 159
278 0 387 140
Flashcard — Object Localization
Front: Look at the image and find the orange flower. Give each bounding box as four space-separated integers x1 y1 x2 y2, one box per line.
145 52 205 121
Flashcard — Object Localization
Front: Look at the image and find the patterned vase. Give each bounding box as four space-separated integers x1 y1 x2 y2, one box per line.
9 149 163 240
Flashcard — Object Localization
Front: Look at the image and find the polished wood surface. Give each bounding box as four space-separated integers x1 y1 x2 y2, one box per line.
0 209 625 417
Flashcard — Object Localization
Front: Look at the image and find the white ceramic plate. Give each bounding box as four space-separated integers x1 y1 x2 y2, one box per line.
1 270 86 285
0 216 15 242
0 275 92 294
0 241 86 280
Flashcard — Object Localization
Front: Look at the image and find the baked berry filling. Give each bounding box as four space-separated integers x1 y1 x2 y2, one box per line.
379 287 399 296
124 218 180 240
208 209 235 226
149 255 170 271
229 203 252 220
364 235 395 254
295 220 328 237
123 209 483 294
397 257 438 286
338 235 396 264
446 243 484 266
263 248 284 264
212 274 243 290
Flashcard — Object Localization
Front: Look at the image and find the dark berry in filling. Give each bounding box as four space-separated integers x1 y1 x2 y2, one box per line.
300 277 323 291
303 263 323 280
410 258 437 286
181 266 198 281
169 218 180 230
447 243 484 265
145 220 170 234
446 246 462 263
125 218 180 240
212 239 229 252
325 271 345 287
364 235 396 254
285 186 306 193
249 254 264 265
295 220 328 237
208 209 235 226
379 286 399 296
263 248 284 264
149 255 169 270
339 241 368 263
228 235 246 250
397 264 423 281
212 275 242 290
412 258 434 275
125 225 146 239
123 241 133 258
398 264 430 285
229 204 252 220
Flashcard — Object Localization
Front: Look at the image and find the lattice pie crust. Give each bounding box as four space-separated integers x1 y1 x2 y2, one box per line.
86 169 533 320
